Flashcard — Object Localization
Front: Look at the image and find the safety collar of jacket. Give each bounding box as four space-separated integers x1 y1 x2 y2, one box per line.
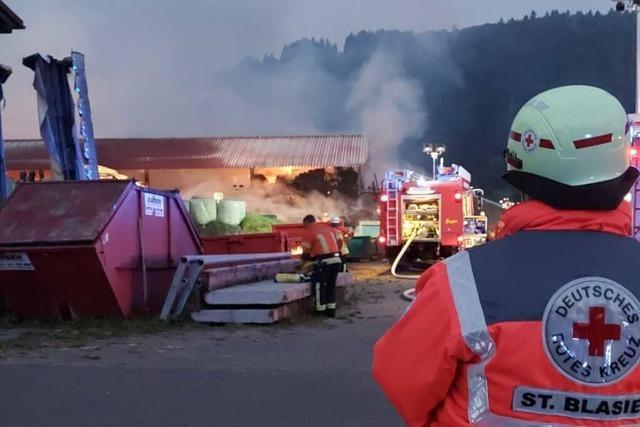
495 200 631 239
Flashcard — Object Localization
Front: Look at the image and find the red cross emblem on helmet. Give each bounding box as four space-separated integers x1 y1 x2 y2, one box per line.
520 129 540 152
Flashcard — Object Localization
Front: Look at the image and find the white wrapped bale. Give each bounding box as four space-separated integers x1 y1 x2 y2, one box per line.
218 200 246 226
189 198 217 225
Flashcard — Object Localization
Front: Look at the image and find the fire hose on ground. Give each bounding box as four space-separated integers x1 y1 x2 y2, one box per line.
390 232 420 301
392 197 501 303
390 232 420 280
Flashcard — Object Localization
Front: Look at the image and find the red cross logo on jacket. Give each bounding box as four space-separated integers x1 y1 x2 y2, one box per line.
573 306 621 357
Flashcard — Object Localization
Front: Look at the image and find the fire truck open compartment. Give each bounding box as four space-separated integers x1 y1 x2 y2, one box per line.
401 195 441 242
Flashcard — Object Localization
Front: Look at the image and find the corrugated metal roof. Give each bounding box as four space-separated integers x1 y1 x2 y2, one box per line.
5 135 368 170
0 1 24 33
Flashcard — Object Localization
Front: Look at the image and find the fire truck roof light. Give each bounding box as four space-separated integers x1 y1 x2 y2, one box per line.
380 194 389 202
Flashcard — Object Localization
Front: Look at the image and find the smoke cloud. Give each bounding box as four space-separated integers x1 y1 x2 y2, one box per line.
1 0 609 210
240 182 375 224
183 177 375 225
347 51 427 183
2 0 610 142
203 40 429 186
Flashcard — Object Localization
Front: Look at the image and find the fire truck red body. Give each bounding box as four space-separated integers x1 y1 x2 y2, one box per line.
629 114 640 240
378 165 487 266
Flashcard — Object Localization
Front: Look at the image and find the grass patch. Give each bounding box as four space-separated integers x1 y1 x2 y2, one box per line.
0 314 200 355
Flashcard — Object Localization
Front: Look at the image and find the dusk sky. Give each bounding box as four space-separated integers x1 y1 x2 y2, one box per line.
1 0 615 138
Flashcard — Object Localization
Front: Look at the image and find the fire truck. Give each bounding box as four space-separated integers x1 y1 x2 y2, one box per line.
628 114 640 241
377 164 487 277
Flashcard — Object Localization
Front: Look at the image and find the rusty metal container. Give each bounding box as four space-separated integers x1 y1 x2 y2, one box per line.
272 223 306 257
201 232 287 255
0 180 202 319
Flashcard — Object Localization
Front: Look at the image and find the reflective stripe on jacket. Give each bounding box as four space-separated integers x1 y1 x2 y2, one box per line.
373 201 640 426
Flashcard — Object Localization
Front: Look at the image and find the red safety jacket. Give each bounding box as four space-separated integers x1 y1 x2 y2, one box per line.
373 200 640 426
302 222 341 258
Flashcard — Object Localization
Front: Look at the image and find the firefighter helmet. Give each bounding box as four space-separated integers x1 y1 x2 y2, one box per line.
503 85 638 210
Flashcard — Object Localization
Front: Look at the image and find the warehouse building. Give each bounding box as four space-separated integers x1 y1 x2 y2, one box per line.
4 135 369 198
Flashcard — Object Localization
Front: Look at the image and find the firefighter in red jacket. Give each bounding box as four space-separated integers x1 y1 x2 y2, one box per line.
373 85 640 426
301 215 342 317
330 216 353 271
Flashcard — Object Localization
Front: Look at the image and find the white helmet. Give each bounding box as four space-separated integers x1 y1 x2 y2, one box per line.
504 85 638 209
330 216 341 225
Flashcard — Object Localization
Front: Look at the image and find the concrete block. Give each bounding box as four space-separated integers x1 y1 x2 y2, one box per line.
337 272 353 287
204 259 298 291
191 297 314 324
203 280 311 306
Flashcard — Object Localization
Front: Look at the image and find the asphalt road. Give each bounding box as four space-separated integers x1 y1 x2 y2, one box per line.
0 277 409 427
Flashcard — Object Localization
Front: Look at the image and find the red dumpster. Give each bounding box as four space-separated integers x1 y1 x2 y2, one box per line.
0 180 202 319
272 223 306 257
201 232 288 255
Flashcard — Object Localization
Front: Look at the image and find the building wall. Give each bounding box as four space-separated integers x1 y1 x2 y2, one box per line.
118 168 252 199
252 166 313 184
6 166 363 201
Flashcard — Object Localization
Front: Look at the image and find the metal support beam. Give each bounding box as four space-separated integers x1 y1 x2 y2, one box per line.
70 52 98 180
0 63 12 202
0 90 6 202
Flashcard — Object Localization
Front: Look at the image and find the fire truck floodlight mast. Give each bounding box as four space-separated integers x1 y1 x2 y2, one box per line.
422 144 446 179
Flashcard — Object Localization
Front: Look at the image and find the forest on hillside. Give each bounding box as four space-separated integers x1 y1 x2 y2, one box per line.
225 10 635 199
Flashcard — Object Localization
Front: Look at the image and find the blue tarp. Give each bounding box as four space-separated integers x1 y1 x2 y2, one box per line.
23 53 83 180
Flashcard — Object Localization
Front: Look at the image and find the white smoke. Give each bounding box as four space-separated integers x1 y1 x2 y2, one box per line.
347 51 427 184
239 182 371 224
185 179 375 225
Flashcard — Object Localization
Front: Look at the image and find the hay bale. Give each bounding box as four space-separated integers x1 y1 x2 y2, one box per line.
189 198 217 226
218 200 246 226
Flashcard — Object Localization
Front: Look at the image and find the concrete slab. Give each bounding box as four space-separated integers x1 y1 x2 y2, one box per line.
203 280 311 306
192 297 314 324
203 272 352 306
204 259 298 290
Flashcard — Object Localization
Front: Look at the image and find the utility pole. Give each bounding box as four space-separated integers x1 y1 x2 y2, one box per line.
0 1 25 202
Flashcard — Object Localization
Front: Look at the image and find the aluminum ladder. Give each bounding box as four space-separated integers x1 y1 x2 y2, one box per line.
385 171 405 246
